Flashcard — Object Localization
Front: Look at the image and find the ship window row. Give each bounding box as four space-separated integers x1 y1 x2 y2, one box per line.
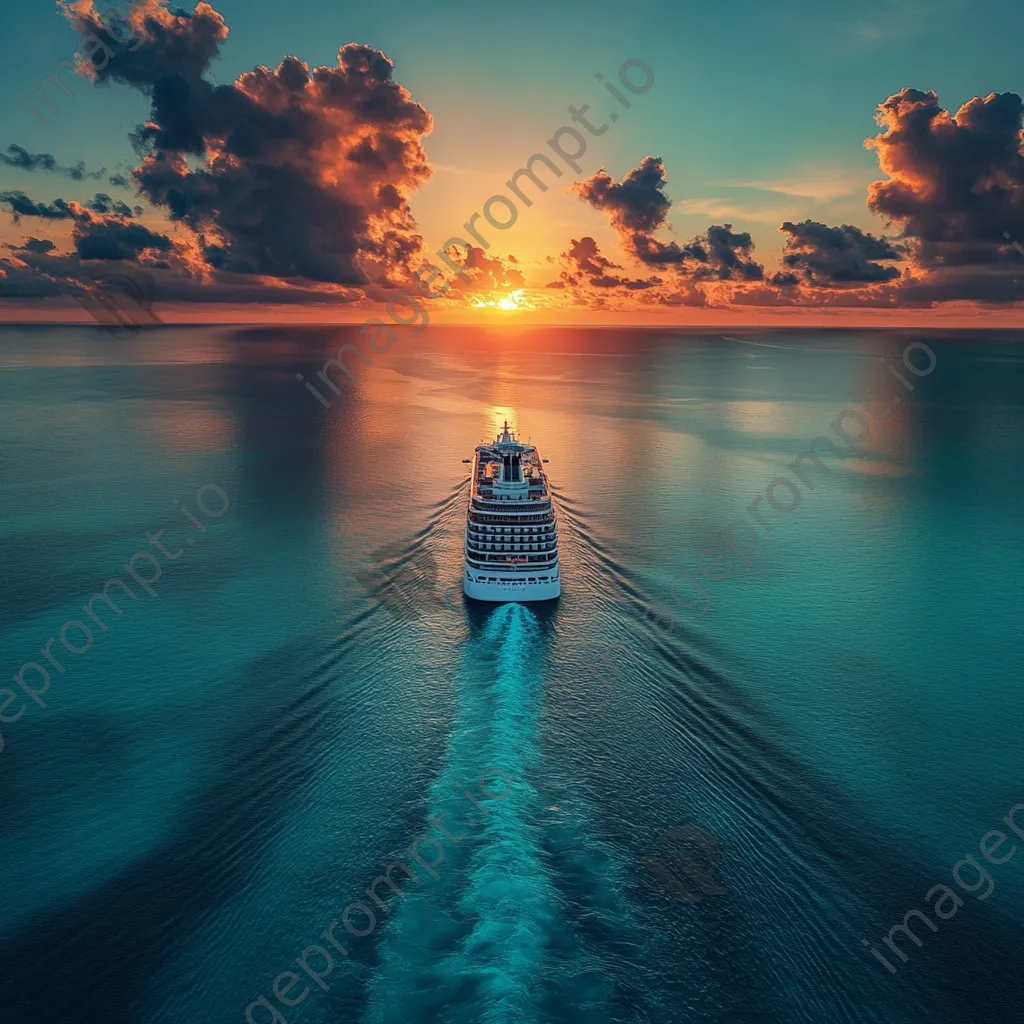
466 561 561 569
467 535 556 544
469 529 554 535
475 494 547 501
472 501 550 512
466 555 558 567
468 545 554 553
468 543 554 551
468 528 557 536
470 507 552 513
467 544 556 553
468 514 553 524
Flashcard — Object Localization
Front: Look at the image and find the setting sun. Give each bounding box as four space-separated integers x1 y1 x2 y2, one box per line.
471 289 529 312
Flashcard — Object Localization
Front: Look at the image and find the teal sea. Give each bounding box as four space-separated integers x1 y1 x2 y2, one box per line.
0 324 1022 1024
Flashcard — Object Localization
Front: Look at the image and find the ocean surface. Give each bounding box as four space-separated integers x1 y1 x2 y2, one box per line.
0 323 1022 1024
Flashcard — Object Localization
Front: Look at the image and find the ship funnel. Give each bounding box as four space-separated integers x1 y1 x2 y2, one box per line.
501 453 523 483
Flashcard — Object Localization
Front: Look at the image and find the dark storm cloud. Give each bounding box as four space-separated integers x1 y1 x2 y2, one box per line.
0 145 106 181
108 173 132 189
60 2 434 289
774 220 903 286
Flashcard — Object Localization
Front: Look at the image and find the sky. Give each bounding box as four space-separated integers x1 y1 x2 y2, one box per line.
1 0 1024 325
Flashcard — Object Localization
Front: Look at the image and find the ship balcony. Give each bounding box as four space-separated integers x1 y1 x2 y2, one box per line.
468 512 553 524
471 498 549 511
467 526 555 536
467 539 556 549
468 530 553 541
466 543 557 554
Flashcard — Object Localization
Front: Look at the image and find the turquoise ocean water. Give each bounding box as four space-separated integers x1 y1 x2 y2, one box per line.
0 324 1022 1024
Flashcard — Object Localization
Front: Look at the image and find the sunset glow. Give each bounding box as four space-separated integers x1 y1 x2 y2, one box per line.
1 1 1024 327
471 289 529 312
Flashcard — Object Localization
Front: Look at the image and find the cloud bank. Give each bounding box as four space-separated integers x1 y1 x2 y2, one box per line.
1 3 1023 317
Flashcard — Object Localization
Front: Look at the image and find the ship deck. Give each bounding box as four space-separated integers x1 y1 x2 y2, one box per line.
471 443 549 501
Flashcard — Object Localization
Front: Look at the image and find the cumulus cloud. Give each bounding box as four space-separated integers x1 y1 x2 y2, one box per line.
1 190 139 223
60 0 230 88
22 238 57 254
0 184 176 265
694 224 764 281
0 238 365 307
547 237 662 302
74 217 173 261
561 236 621 283
774 220 904 286
439 245 525 298
568 93 1024 309
574 158 764 283
0 1 438 308
867 88 1024 246
574 157 697 266
648 281 708 308
84 193 136 217
573 156 672 235
0 145 106 181
866 87 1024 301
0 191 74 220
60 1 434 289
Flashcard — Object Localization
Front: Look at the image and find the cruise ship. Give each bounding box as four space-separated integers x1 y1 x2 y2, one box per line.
463 422 560 602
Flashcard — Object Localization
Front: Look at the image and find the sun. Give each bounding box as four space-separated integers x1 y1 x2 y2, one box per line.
471 289 530 311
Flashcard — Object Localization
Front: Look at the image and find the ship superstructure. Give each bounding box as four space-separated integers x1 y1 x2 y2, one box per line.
463 422 560 602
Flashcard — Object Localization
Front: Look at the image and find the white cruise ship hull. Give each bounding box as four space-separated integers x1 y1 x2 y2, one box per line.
462 422 561 605
464 572 560 603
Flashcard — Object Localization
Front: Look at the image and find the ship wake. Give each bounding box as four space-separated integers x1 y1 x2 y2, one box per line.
361 604 605 1024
